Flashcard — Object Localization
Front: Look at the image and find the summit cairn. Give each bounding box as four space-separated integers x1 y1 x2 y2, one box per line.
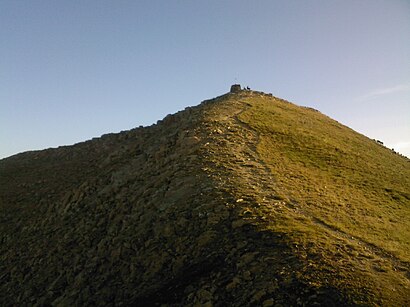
230 84 241 93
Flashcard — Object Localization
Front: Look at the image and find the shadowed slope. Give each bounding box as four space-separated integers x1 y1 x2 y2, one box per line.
0 89 409 306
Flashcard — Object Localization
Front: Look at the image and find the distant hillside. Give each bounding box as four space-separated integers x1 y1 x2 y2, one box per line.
1 87 409 306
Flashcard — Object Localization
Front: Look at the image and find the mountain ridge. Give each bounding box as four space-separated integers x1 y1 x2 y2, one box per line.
1 88 409 306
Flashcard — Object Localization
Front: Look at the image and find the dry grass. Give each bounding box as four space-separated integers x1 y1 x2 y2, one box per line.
237 94 410 304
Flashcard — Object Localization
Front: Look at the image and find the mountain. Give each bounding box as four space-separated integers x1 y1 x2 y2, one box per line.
1 87 409 306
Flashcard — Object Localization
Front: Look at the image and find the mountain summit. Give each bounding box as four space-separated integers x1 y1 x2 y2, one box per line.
1 87 409 306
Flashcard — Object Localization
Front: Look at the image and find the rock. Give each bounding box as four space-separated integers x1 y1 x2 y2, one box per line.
263 298 275 306
231 219 247 229
252 289 266 302
197 289 213 301
243 270 252 281
226 277 241 290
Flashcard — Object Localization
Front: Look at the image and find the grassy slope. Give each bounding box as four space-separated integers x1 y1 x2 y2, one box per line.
237 94 410 304
1 91 409 305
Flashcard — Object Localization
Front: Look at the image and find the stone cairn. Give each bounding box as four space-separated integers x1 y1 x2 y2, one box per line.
230 84 242 93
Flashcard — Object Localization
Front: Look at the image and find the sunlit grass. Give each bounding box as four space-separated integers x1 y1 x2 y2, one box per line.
229 94 410 304
238 96 410 261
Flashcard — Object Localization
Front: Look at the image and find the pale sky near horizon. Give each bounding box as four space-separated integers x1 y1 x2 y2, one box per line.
1 0 409 159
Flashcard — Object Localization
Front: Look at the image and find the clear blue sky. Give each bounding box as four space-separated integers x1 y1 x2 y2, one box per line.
1 0 409 159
